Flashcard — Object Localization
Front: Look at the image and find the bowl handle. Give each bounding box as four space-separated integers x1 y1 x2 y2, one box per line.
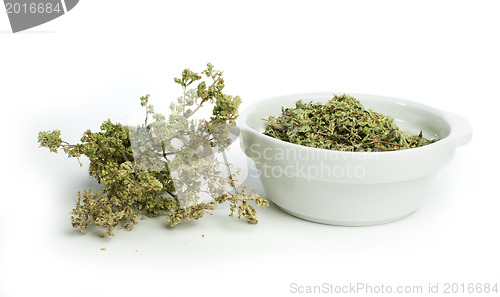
443 112 473 149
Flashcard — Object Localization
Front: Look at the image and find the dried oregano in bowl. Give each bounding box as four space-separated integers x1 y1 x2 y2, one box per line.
264 94 439 152
38 63 268 236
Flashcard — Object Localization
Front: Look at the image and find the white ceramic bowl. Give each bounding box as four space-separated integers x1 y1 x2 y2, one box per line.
238 93 472 226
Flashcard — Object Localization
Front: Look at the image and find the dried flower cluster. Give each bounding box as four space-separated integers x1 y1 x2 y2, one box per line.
264 94 439 152
39 63 268 236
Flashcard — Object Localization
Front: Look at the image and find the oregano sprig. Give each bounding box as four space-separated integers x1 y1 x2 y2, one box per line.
39 63 268 236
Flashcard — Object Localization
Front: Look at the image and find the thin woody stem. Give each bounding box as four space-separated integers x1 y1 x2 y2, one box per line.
184 101 204 118
368 138 405 147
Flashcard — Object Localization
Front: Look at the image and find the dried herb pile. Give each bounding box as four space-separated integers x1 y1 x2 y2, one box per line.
38 63 268 236
264 94 439 152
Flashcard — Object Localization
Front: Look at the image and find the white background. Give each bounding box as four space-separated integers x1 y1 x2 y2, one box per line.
0 1 498 296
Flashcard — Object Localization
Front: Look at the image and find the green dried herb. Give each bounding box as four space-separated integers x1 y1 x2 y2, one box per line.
264 94 439 152
39 63 268 236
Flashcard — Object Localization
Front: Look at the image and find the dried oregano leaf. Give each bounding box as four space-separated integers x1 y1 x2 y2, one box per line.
264 94 439 152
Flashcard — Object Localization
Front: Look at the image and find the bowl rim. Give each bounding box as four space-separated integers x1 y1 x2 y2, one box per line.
238 92 472 155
